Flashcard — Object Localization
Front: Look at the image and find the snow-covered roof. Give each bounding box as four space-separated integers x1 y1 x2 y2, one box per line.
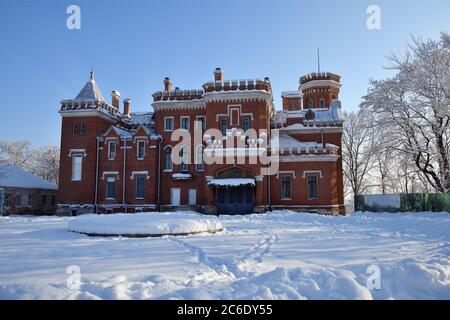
208 178 255 187
0 165 58 190
112 126 133 138
276 135 337 150
130 112 154 126
273 100 344 124
281 91 301 98
74 74 105 102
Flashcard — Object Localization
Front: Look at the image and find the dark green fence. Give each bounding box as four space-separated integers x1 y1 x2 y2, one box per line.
355 193 450 212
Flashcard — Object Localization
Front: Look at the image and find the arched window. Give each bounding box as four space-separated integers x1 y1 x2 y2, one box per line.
320 99 325 108
164 146 173 171
196 145 204 171
307 97 314 109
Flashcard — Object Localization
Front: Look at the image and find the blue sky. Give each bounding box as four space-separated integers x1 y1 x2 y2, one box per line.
0 0 449 148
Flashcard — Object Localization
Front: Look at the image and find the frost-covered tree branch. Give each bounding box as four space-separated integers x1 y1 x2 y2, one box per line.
361 32 450 193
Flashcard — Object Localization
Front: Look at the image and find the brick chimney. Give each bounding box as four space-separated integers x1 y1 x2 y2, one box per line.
123 98 131 118
214 67 224 81
164 77 172 92
111 90 121 109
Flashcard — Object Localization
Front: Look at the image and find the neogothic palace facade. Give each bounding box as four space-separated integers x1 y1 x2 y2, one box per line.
57 68 345 215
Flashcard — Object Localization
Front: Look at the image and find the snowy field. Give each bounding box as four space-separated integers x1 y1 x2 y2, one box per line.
0 211 448 300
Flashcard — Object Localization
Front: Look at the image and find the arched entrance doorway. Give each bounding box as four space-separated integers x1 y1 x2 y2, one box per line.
209 168 255 215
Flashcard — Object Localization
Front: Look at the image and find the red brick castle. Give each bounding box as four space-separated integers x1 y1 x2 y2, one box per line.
57 68 345 215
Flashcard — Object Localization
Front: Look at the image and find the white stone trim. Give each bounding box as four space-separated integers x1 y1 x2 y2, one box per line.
101 171 120 180
215 104 255 122
129 171 150 180
255 175 264 182
204 90 272 104
68 149 87 157
278 155 339 162
59 109 116 122
302 170 323 178
300 80 341 91
276 170 296 179
153 100 205 111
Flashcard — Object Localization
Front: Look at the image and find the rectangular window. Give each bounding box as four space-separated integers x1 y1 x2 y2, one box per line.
137 140 145 159
51 195 56 207
196 145 204 171
106 176 116 199
243 117 250 131
135 175 145 199
164 117 174 131
196 116 206 131
164 147 173 171
281 176 292 200
27 194 33 207
181 116 189 130
108 141 117 160
72 123 86 135
42 195 47 207
181 162 189 172
220 119 227 136
230 109 239 126
307 175 319 200
16 195 22 207
72 154 83 181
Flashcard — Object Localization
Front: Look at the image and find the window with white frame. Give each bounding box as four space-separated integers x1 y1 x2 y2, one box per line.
196 145 204 171
135 175 145 199
307 175 319 200
281 175 292 200
242 117 250 132
108 141 117 160
71 154 83 181
16 194 22 207
180 116 189 130
137 140 145 160
320 99 325 108
27 194 33 207
180 146 189 172
164 146 173 171
220 118 227 136
196 116 206 131
106 176 116 199
164 117 174 131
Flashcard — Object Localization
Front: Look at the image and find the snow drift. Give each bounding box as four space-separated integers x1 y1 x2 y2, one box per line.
68 212 224 237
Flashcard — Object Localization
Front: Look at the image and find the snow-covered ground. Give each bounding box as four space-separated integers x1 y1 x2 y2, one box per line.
0 211 448 300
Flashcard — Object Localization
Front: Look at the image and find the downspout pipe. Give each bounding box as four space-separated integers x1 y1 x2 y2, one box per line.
94 136 100 214
122 137 127 213
157 137 163 212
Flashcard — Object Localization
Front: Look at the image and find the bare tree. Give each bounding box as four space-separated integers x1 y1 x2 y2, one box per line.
0 140 33 169
362 33 450 193
31 146 60 185
342 110 378 205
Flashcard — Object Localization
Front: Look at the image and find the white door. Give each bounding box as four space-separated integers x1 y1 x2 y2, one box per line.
171 188 181 206
188 189 197 205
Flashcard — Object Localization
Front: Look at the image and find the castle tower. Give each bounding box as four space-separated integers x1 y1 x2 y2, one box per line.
299 72 341 109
